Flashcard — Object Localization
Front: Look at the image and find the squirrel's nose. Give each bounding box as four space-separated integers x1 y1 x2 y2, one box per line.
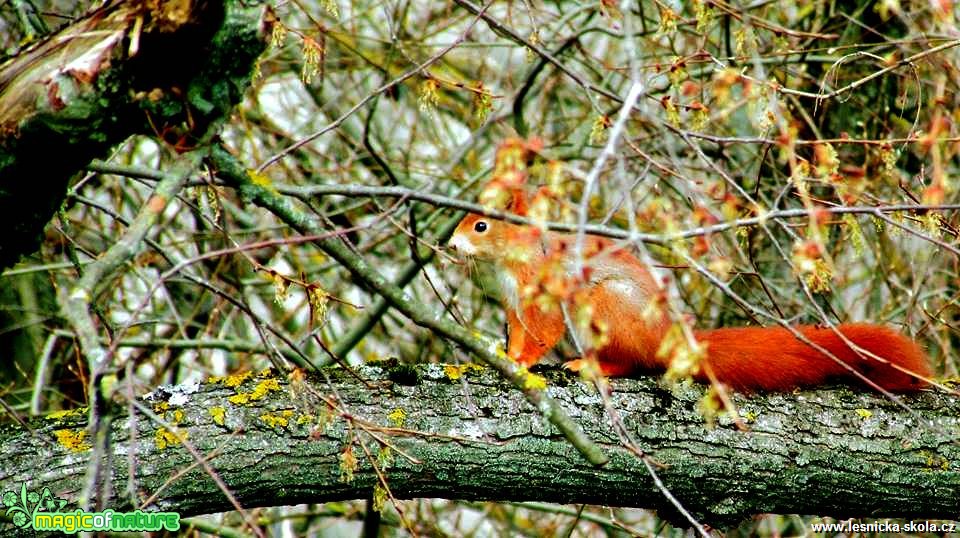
448 235 474 255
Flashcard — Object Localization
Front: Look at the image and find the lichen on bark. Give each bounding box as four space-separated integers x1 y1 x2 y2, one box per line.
1 364 957 533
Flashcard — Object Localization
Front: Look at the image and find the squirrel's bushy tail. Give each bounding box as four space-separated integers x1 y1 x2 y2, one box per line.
694 324 931 392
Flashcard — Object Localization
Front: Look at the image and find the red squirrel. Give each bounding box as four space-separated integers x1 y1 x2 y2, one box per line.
448 202 932 393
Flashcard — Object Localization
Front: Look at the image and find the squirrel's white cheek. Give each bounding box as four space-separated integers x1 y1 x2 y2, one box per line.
449 235 477 255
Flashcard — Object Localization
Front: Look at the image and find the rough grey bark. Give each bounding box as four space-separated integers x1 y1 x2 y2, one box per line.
1 364 957 533
0 0 270 269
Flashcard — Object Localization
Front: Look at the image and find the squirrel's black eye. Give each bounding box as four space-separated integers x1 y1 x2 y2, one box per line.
474 221 488 233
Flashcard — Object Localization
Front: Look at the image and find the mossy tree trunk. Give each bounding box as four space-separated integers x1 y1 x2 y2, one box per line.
1 365 957 534
0 0 270 269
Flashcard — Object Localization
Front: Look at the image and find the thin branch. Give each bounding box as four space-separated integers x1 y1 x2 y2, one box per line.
59 149 203 512
256 1 496 172
277 181 960 250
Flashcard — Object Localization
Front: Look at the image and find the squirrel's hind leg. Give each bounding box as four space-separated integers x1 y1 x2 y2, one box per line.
563 356 634 377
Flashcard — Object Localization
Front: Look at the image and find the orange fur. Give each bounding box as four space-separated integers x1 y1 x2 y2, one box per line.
694 324 929 392
449 213 932 392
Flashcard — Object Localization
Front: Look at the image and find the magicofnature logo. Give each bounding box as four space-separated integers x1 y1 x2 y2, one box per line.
2 483 68 528
3 483 180 533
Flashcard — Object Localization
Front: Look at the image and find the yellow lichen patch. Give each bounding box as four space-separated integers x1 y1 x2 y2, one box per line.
444 363 484 381
251 378 281 398
854 408 873 419
155 427 186 450
387 408 406 428
443 364 462 380
207 375 224 384
153 401 169 413
296 413 314 425
923 451 951 472
224 371 254 388
259 414 287 429
47 410 72 420
46 407 87 421
523 371 548 391
171 409 185 424
248 170 278 194
227 378 282 406
54 429 91 452
210 407 226 426
259 410 294 429
258 367 274 378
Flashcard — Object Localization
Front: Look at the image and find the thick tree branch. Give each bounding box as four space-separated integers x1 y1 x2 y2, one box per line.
1 365 957 535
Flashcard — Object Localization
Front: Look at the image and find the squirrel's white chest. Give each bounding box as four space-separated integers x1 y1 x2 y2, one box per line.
498 271 520 311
